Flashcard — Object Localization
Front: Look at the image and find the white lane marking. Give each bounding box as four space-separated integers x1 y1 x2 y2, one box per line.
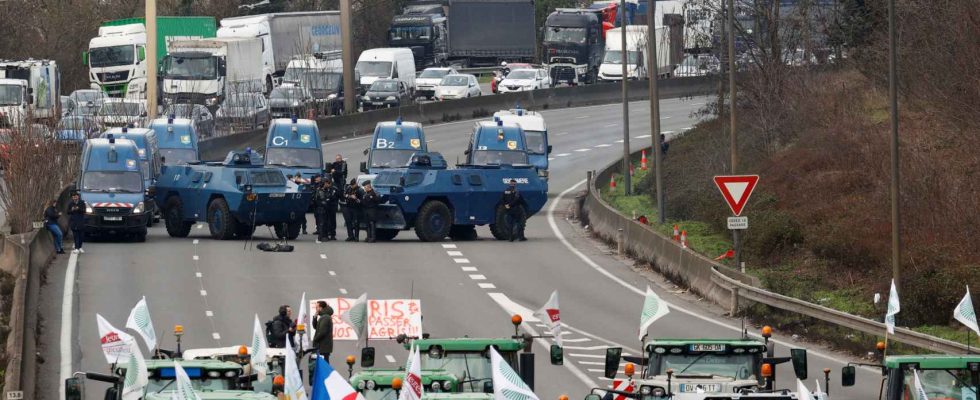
565 345 613 351
206 310 214 317
478 283 497 289
59 252 79 400
447 251 464 256
548 157 556 161
320 254 327 259
487 293 597 389
561 337 592 343
575 116 589 119
662 130 675 134
212 333 221 340
442 244 458 249
386 355 397 363
328 271 337 276
469 274 487 280
453 258 470 264
200 290 208 296
683 126 693 130
195 272 202 278
578 361 605 366
615 140 624 143
662 116 673 119
461 266 478 272
595 144 611 148
192 239 199 244
339 288 348 294
635 134 652 138
570 353 606 359
603 123 618 127
557 132 569 136
547 180 880 373
556 153 571 157
192 255 199 261
574 148 591 152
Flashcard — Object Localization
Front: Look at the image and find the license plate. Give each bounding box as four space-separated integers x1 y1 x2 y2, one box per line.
690 344 725 352
680 384 720 393
372 101 384 105
104 216 123 221
269 193 285 198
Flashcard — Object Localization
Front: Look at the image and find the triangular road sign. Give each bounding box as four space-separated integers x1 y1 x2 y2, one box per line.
713 175 760 216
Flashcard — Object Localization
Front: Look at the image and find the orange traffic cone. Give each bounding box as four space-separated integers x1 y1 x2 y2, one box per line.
609 175 617 190
641 150 648 170
672 225 680 241
680 230 688 248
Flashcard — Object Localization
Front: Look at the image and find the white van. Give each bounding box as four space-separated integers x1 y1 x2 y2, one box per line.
599 26 649 81
355 48 416 94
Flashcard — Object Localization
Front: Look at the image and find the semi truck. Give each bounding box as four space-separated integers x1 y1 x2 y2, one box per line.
0 60 60 126
85 17 216 99
161 37 264 109
217 11 342 93
386 0 536 68
542 9 606 85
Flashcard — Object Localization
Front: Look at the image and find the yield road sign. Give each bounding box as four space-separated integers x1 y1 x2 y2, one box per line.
713 175 759 216
727 216 748 230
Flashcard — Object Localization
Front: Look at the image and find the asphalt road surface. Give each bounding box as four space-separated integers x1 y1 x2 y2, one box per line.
39 97 883 400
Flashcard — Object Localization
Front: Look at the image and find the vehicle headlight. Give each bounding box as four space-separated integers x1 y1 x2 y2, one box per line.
85 205 93 214
327 94 337 100
362 95 370 101
650 387 666 397
207 370 221 378
430 381 442 391
385 96 397 101
365 380 375 390
639 386 653 395
132 202 144 214
523 85 535 90
224 370 236 378
357 381 366 390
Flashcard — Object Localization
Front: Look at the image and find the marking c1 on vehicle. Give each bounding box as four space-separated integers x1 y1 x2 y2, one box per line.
272 136 288 146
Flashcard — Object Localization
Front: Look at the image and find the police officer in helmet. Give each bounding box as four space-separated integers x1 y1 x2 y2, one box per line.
316 178 341 242
341 178 362 241
500 179 527 242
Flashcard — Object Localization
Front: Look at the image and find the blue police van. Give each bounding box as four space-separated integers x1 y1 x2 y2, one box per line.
358 119 426 179
493 108 551 179
264 117 324 182
100 127 162 224
148 117 200 165
77 136 151 241
464 119 532 167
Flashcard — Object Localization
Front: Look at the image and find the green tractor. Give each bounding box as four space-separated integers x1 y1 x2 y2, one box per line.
841 354 980 400
351 368 461 400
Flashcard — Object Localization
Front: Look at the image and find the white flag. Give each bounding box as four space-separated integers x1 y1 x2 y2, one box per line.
172 361 202 400
954 287 980 336
399 344 423 400
490 347 539 400
342 293 369 338
638 286 670 340
251 314 269 382
796 379 815 400
885 279 900 334
912 370 929 400
120 340 148 400
97 314 136 364
284 333 309 400
126 296 157 351
533 290 562 347
297 292 312 350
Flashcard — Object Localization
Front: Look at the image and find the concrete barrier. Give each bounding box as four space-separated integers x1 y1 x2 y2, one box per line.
200 77 715 160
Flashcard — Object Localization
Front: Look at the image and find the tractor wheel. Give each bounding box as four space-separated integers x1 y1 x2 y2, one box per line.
207 198 238 240
164 197 192 238
375 229 399 241
414 200 452 242
274 221 303 240
449 225 478 241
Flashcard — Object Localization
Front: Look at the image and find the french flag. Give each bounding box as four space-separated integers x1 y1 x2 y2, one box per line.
310 356 364 400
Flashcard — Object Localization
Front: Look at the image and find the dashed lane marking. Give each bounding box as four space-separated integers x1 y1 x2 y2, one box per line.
453 258 470 264
192 239 199 244
548 157 556 161
386 355 397 363
478 283 496 289
574 148 591 152
557 132 569 136
212 333 221 340
603 123 618 127
442 244 457 249
320 254 327 259
595 144 611 148
328 271 337 276
192 255 199 261
469 274 487 280
635 134 652 138
461 266 478 272
195 272 202 278
556 153 571 157
205 311 213 317
615 139 624 143
339 288 348 294
200 290 208 296
447 251 464 256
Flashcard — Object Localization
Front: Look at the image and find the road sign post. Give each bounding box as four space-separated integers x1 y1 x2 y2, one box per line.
713 175 759 269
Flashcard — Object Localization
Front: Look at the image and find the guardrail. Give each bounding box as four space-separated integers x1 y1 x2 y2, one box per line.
579 147 971 355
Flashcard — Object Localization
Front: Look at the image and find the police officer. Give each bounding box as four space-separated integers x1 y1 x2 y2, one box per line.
501 179 527 242
341 178 362 242
317 178 340 241
329 154 347 193
310 175 324 236
290 175 310 235
361 181 381 243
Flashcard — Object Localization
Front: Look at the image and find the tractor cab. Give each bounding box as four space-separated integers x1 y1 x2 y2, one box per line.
182 345 291 394
842 354 980 400
352 368 461 400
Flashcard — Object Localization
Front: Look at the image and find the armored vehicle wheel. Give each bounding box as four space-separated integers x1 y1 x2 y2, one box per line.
490 204 525 241
415 200 452 242
207 198 239 240
164 197 193 238
449 225 477 241
274 222 302 240
376 229 399 241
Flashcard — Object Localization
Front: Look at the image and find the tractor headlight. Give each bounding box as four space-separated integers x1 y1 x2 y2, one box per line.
132 202 144 214
650 387 666 397
224 370 237 378
207 370 221 378
357 381 366 390
639 386 652 395
430 381 441 391
365 380 376 390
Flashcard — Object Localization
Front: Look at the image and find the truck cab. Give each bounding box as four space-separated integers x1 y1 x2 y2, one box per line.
86 23 148 98
0 79 29 128
148 117 200 165
352 368 460 399
842 355 980 400
101 127 162 221
543 9 605 85
162 37 265 109
78 136 151 241
359 119 427 180
0 60 61 124
599 26 648 81
263 117 325 183
387 13 449 68
464 119 532 168
492 108 551 179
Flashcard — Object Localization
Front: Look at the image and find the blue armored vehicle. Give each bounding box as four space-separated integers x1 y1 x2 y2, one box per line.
77 136 152 241
101 127 163 224
358 119 427 181
154 150 313 240
370 152 548 241
148 117 200 165
264 117 324 183
493 108 551 179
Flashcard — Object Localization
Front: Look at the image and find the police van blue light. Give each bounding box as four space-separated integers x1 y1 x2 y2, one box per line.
77 136 151 241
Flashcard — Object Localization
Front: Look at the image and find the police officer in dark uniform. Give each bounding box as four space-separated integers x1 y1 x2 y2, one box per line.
317 178 341 241
501 179 527 242
341 179 362 242
329 154 348 194
310 175 324 235
361 181 381 243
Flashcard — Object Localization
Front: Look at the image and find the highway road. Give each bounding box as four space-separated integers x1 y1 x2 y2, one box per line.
38 96 883 400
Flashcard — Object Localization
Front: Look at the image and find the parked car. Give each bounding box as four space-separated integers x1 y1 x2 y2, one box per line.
360 79 411 111
97 98 147 128
55 116 103 142
269 86 315 119
60 96 75 117
415 67 457 100
498 68 551 93
164 103 216 138
674 54 720 77
434 74 481 100
69 89 107 117
215 93 270 130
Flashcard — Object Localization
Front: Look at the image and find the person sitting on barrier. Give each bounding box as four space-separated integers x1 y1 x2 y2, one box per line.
44 199 65 254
